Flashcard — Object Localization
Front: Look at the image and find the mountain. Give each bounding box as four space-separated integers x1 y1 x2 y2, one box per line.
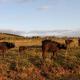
26 30 80 37
0 29 80 37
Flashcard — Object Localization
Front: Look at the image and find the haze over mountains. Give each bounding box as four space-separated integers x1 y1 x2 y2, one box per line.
26 30 80 37
0 29 80 37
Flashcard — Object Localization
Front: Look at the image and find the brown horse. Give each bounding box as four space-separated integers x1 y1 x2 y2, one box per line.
0 46 7 57
65 38 73 48
19 46 27 55
78 38 80 46
0 42 15 57
42 40 67 60
19 45 41 55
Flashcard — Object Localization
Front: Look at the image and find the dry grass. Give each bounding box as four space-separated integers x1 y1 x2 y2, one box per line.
0 34 80 80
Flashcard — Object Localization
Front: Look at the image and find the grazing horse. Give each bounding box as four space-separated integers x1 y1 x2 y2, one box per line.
19 45 39 54
78 38 80 46
19 46 27 55
65 38 73 49
0 42 15 49
0 46 7 57
0 42 15 57
42 40 67 60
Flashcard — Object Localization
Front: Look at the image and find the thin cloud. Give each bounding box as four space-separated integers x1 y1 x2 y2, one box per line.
38 5 49 11
15 0 33 4
0 0 34 4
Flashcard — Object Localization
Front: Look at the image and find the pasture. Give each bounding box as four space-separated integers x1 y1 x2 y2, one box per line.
0 33 80 80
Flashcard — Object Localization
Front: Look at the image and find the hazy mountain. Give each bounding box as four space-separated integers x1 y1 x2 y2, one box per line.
0 29 80 37
26 30 80 37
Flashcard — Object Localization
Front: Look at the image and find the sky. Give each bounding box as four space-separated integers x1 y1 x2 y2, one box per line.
0 0 80 32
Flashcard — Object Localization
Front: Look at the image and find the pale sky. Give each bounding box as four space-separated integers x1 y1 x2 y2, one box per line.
0 0 80 32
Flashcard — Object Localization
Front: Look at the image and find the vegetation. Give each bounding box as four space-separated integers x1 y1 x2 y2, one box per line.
0 33 80 80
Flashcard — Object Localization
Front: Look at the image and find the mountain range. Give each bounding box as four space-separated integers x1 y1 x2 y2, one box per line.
0 29 80 37
26 30 80 37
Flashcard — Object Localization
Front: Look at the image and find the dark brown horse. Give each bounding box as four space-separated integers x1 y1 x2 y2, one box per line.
42 40 67 60
65 38 73 48
19 45 41 55
0 46 7 57
0 42 15 57
78 38 80 46
19 46 27 54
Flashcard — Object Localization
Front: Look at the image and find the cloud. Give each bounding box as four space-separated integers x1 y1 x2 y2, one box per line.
0 0 34 4
15 0 33 4
38 5 49 11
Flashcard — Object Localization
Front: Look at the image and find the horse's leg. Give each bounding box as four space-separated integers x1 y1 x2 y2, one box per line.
2 50 5 58
19 49 23 55
51 51 55 60
42 50 46 61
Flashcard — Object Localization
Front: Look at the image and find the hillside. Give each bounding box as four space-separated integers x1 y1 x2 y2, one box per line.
0 33 25 40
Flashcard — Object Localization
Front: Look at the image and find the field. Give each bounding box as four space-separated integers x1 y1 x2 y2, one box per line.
0 33 80 80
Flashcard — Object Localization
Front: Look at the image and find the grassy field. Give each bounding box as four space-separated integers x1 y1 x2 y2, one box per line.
0 33 80 80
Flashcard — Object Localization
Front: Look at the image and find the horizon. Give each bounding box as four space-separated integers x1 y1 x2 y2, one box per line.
0 0 80 32
0 28 80 33
0 29 80 37
0 28 79 33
